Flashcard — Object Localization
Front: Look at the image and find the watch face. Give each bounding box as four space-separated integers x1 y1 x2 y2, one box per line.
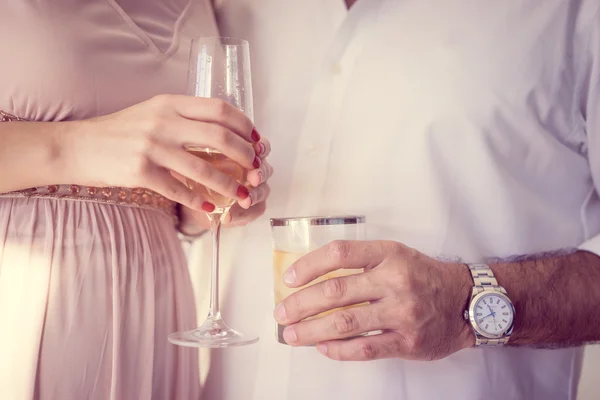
473 293 514 336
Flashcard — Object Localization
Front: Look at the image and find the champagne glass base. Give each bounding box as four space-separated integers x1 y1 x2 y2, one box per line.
169 315 259 348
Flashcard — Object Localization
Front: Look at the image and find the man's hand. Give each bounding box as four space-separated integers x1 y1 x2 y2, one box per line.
273 240 475 361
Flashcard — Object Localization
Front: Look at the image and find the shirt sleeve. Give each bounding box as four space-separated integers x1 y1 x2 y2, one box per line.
578 7 600 256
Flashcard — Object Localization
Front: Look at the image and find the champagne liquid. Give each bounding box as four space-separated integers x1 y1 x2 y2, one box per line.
273 250 366 344
185 147 247 213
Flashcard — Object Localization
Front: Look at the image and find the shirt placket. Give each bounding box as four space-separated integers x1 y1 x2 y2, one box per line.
286 5 376 216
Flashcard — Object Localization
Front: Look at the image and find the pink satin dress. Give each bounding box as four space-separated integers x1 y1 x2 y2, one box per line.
0 1 219 399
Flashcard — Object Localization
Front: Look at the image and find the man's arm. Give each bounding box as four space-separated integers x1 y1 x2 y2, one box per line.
274 241 600 361
492 250 600 348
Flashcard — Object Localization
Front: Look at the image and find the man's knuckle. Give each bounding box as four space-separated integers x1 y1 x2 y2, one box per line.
285 296 302 319
361 271 378 289
322 277 346 299
386 262 413 293
359 342 377 360
387 268 407 292
366 304 382 328
333 310 357 334
327 240 351 263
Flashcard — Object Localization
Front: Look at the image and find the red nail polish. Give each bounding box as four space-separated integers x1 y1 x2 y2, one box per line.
237 185 250 200
202 202 216 213
251 128 261 142
253 156 261 169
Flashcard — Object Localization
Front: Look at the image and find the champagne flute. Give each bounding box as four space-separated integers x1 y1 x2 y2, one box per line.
168 37 258 348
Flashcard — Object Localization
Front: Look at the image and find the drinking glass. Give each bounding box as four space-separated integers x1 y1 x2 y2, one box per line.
270 216 366 345
169 37 258 348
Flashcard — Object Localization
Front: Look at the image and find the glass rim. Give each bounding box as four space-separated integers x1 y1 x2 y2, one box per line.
190 36 249 46
270 215 366 227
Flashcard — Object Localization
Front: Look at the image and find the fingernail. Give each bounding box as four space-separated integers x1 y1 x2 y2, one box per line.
257 171 263 184
251 128 261 142
253 156 261 169
258 142 266 155
201 202 215 213
275 303 287 321
237 185 250 200
317 343 328 355
283 327 297 344
283 267 296 285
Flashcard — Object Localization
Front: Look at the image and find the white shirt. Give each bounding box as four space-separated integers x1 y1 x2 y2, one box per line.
199 1 600 399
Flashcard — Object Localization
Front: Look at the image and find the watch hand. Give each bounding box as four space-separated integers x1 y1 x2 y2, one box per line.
491 312 499 330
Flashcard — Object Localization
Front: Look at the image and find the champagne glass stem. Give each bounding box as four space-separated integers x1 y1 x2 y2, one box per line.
168 206 257 347
207 213 222 320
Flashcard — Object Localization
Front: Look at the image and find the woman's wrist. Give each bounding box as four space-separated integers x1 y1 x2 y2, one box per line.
51 119 95 186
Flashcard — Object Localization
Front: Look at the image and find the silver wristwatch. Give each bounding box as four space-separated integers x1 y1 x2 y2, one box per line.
464 264 515 347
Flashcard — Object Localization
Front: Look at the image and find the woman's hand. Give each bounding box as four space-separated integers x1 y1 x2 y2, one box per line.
178 138 273 232
64 94 261 212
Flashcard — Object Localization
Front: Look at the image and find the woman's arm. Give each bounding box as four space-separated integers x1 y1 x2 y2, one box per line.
0 95 262 213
